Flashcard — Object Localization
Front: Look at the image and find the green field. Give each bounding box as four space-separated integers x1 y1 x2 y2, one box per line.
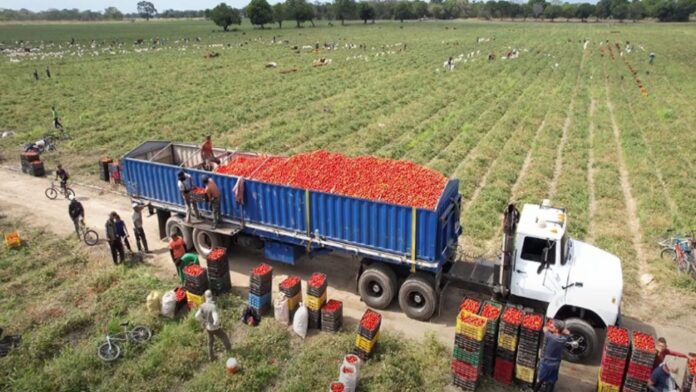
1 19 696 390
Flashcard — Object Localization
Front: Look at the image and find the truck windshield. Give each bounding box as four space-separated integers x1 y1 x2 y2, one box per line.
561 234 571 265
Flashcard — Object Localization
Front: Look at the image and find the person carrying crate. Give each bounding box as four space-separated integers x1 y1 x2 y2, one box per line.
177 171 200 223
169 234 187 282
202 175 221 229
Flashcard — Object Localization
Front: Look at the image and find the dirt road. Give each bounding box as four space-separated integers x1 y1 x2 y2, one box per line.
1 165 693 391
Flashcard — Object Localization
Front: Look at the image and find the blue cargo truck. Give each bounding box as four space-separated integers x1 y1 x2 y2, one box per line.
123 141 623 362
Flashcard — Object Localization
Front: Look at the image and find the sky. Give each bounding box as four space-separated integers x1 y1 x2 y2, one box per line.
0 1 255 13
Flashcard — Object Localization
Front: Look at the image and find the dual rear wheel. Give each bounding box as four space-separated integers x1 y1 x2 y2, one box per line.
357 263 438 321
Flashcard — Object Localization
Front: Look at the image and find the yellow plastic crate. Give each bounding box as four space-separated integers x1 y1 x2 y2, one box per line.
187 291 204 308
355 331 380 353
287 292 302 311
4 231 21 249
305 292 327 311
597 379 621 392
515 364 535 383
455 310 487 341
497 333 518 352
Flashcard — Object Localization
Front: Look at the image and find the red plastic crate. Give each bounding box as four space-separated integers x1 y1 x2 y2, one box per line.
494 358 514 384
451 359 479 380
627 361 652 381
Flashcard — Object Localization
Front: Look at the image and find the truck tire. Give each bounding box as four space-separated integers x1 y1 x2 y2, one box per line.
192 228 225 258
165 216 193 250
563 318 597 363
398 273 438 321
358 263 397 309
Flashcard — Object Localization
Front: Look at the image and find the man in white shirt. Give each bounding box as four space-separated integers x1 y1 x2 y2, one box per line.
195 290 232 361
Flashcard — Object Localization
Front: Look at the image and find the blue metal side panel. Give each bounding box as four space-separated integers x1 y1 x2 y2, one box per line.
245 181 305 232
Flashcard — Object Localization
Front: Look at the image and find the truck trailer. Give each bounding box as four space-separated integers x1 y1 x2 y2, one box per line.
122 141 623 362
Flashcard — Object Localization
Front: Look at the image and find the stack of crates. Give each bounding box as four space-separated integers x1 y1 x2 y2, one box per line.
684 357 695 392
321 299 343 332
306 273 327 329
478 301 503 376
249 264 273 314
206 247 231 295
20 152 44 176
183 264 208 309
624 331 656 392
598 326 629 392
279 275 302 322
354 309 381 361
495 306 523 385
516 312 544 387
452 298 487 391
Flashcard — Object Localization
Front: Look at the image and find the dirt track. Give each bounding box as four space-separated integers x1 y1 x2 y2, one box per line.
1 165 694 391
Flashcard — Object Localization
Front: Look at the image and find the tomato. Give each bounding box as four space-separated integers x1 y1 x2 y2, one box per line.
687 357 696 375
252 263 272 276
360 309 382 331
606 326 629 347
184 264 204 277
480 304 501 321
208 248 226 261
521 313 543 331
632 331 654 352
216 150 447 210
280 276 301 290
458 311 486 328
308 273 327 289
459 298 481 314
323 300 342 313
330 382 345 392
502 307 523 326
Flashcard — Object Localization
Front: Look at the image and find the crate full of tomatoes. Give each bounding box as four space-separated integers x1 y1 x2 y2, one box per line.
478 301 503 376
598 326 629 389
190 187 207 202
354 309 381 361
321 300 343 333
183 264 209 295
623 331 656 392
683 357 696 392
494 306 523 385
249 263 273 296
515 312 543 385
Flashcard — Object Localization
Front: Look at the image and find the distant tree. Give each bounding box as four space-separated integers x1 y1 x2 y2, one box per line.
394 0 413 21
413 0 430 17
272 3 286 27
543 4 562 20
531 2 545 18
334 0 357 24
430 3 444 18
137 1 157 20
629 0 646 20
561 3 576 20
595 0 612 19
358 1 376 23
575 3 595 20
442 0 464 18
286 0 315 27
611 1 630 20
104 6 124 20
204 8 212 19
247 0 273 27
211 3 241 31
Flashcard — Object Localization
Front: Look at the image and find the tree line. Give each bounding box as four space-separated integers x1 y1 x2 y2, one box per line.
1 0 693 24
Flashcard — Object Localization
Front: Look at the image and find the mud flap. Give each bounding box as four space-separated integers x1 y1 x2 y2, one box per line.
156 209 171 240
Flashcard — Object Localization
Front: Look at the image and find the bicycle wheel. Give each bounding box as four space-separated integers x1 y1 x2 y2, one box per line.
131 326 152 343
97 342 121 362
83 229 99 246
660 248 676 261
45 187 58 200
65 188 76 199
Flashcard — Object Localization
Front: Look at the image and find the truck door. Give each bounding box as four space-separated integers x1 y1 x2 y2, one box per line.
511 235 558 302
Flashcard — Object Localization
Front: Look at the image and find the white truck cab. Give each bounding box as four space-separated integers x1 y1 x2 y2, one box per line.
509 200 623 361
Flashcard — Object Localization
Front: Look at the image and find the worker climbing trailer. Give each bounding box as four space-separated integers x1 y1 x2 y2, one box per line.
121 141 462 320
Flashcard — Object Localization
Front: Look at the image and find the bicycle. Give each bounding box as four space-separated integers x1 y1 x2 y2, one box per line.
657 229 694 260
77 219 99 246
45 180 75 200
97 321 152 362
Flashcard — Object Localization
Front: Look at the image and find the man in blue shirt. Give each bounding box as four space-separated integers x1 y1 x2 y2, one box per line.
534 319 570 392
648 362 676 392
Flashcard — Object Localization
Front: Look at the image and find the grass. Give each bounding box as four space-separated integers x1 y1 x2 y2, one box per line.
0 216 456 391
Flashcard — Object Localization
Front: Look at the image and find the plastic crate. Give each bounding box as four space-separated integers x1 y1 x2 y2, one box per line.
627 361 652 381
515 364 535 383
4 231 21 249
453 346 483 366
493 358 514 384
355 331 380 353
186 291 204 309
451 359 480 380
279 276 302 297
597 379 621 392
455 334 484 351
452 373 477 391
248 292 272 309
287 292 302 311
497 333 518 352
455 310 487 341
306 291 327 311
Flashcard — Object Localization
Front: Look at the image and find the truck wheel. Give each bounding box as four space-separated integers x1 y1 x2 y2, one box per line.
563 318 597 363
358 263 397 309
192 228 224 258
166 216 193 249
398 273 437 321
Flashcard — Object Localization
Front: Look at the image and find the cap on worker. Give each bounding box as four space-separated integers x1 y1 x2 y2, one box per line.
553 319 565 331
204 290 213 301
68 194 75 201
132 202 139 208
202 175 210 183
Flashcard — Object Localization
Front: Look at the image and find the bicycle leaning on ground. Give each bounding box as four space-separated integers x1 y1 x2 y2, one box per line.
76 219 99 246
674 241 695 276
657 229 695 260
44 180 75 200
97 321 152 362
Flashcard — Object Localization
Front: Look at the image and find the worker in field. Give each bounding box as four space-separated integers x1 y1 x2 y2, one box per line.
105 212 125 265
113 213 132 253
131 202 150 253
200 135 220 168
33 69 39 81
45 66 51 78
195 290 232 361
202 175 221 229
55 164 69 196
177 170 200 223
169 233 187 282
534 319 570 392
68 195 84 237
653 337 688 370
649 52 656 65
51 106 63 129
